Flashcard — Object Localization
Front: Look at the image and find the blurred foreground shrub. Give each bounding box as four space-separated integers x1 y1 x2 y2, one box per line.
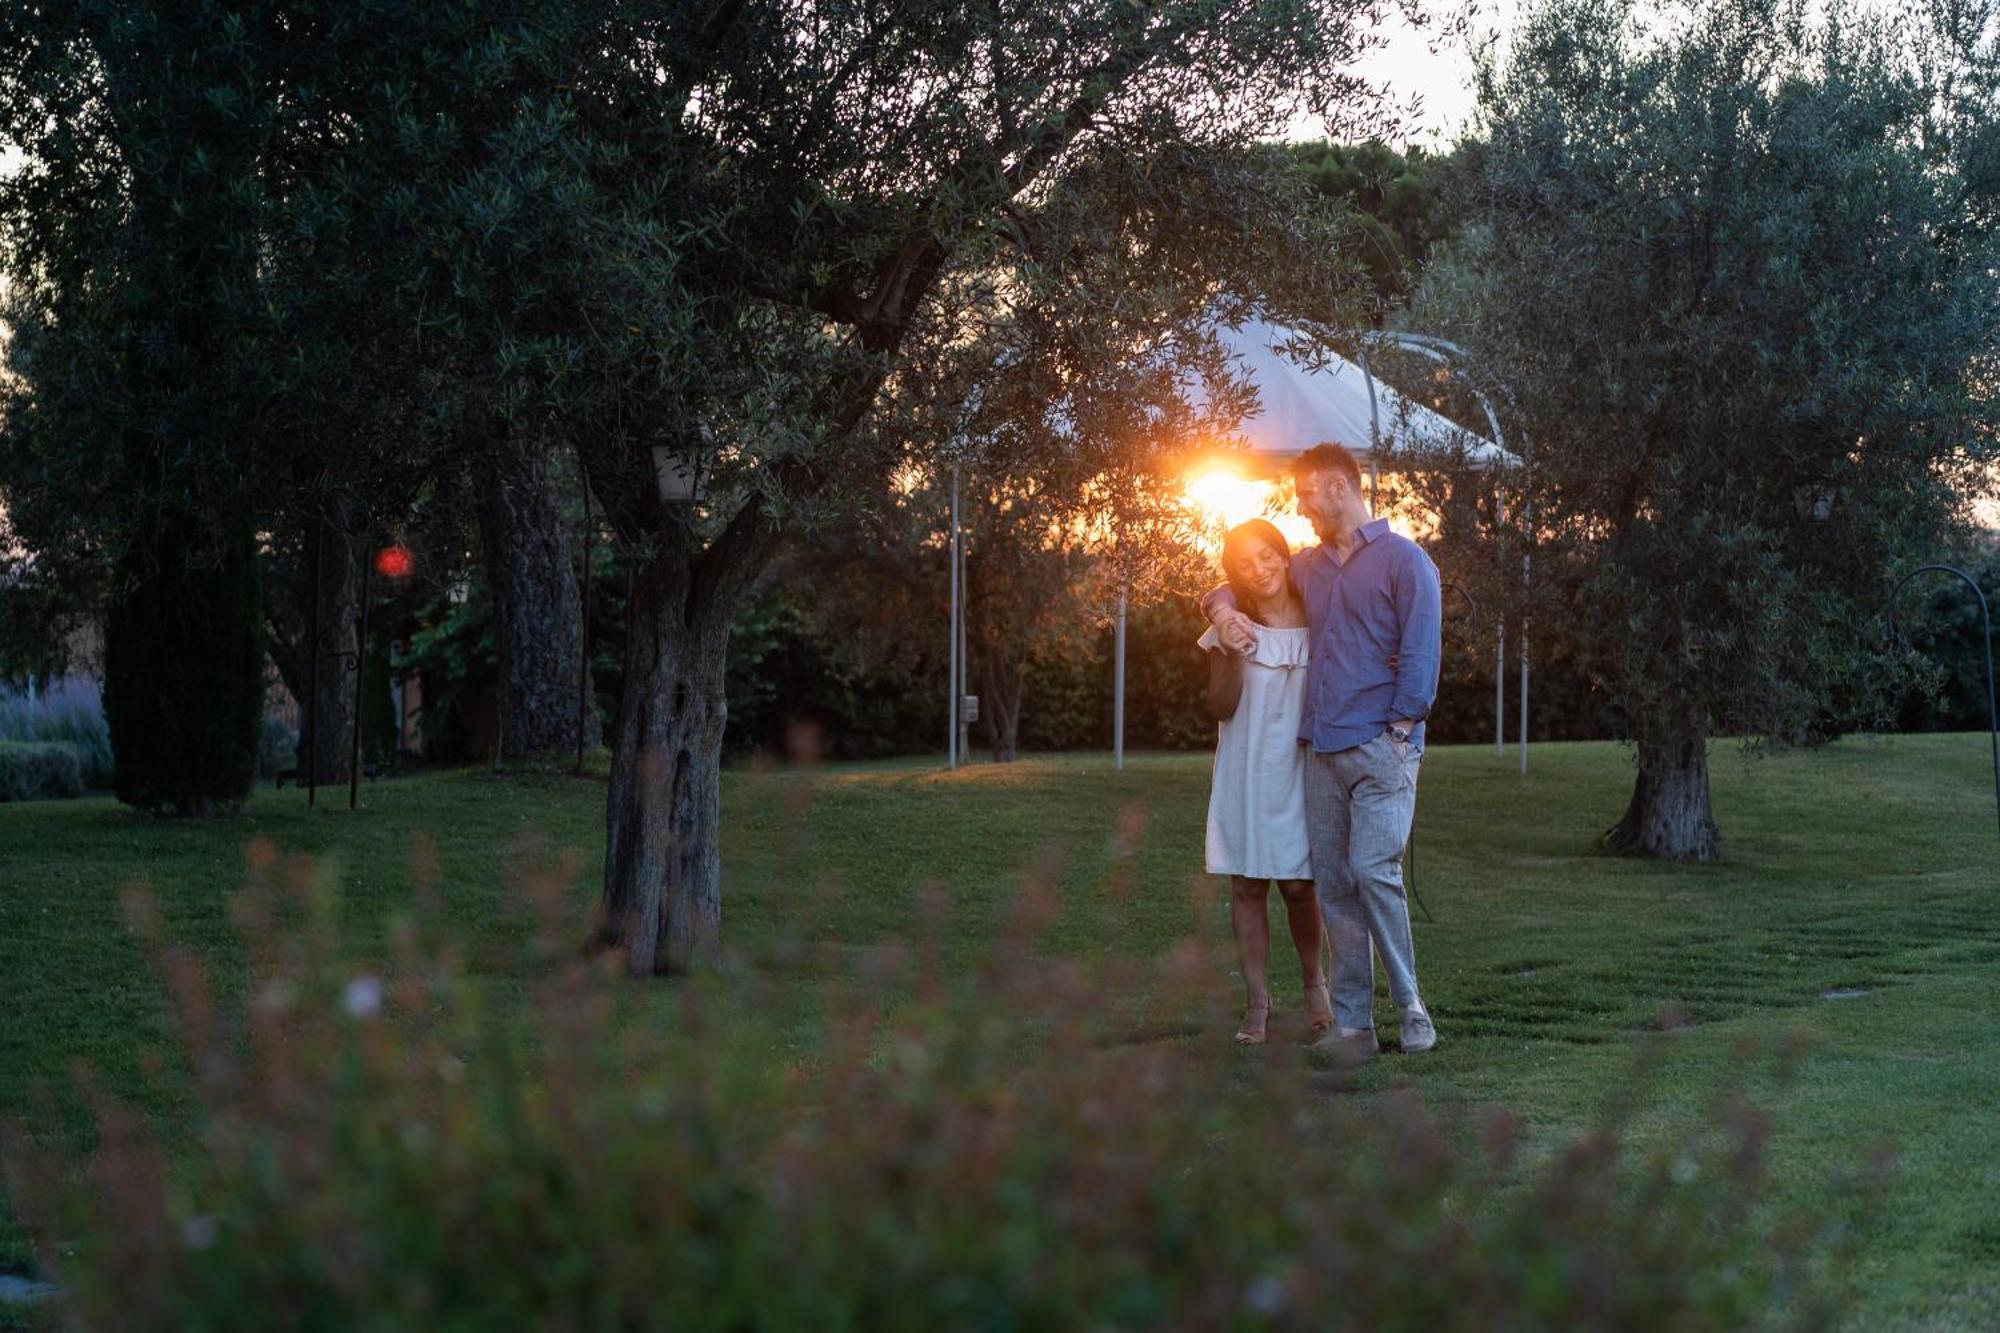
7 844 1864 1330
0 740 85 802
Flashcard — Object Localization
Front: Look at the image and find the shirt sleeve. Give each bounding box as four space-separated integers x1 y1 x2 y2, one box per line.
1391 546 1443 723
1198 583 1237 622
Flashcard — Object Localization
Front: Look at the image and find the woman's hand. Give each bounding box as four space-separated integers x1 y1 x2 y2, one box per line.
1214 607 1258 655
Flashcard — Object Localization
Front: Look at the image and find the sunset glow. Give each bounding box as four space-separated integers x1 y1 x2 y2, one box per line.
1181 465 1317 551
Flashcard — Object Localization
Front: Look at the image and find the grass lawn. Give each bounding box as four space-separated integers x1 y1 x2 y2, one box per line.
2 734 1998 1328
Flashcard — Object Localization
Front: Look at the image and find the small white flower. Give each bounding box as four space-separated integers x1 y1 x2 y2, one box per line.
181 1214 218 1251
342 974 384 1018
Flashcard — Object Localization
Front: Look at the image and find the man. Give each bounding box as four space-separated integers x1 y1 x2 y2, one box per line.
1203 443 1441 1059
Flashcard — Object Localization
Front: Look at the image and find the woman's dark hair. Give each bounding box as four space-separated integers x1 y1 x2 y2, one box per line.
1221 519 1293 625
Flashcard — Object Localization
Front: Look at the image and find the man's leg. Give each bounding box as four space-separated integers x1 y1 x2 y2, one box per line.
1344 735 1422 1012
1305 750 1370 1032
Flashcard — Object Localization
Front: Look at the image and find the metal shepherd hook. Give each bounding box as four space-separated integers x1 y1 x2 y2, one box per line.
1888 564 2000 839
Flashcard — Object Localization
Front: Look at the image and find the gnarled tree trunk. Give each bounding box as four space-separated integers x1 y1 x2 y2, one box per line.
474 438 599 759
979 649 1025 763
598 549 731 976
1601 730 1722 861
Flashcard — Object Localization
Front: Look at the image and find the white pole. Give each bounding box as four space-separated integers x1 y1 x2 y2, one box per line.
1496 622 1506 756
1359 348 1381 512
948 466 960 770
959 560 969 761
958 516 971 763
1519 617 1530 775
1520 499 1531 776
1114 583 1127 772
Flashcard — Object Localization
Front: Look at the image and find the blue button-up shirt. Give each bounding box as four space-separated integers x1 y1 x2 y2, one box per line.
1204 518 1443 753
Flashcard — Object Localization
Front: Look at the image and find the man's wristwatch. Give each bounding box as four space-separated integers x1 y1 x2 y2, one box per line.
1386 723 1413 745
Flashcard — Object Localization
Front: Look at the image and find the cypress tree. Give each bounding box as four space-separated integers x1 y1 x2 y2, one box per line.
105 519 263 817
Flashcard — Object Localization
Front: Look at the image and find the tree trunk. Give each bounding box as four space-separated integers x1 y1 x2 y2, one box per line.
298 509 359 787
979 649 1025 763
597 551 730 976
105 513 262 817
474 439 599 760
1601 731 1722 861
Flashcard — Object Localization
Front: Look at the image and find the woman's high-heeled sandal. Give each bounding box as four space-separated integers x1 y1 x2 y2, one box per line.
1235 1001 1271 1046
1304 981 1335 1036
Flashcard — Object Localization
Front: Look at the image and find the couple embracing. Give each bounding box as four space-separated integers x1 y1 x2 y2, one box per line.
1200 443 1442 1062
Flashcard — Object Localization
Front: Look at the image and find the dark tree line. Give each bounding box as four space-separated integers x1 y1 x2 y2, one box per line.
1 0 1391 972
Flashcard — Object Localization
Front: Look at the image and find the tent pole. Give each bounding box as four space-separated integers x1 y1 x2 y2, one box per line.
1359 347 1381 511
1496 621 1506 756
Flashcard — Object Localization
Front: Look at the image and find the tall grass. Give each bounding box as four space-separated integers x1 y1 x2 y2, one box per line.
0 678 111 790
2 829 1875 1331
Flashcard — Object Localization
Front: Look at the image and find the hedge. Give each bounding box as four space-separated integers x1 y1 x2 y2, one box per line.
0 740 85 802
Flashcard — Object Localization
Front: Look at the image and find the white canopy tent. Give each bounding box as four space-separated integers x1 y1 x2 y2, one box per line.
1186 318 1515 475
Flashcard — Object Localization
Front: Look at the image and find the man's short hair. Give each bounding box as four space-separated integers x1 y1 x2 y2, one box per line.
1290 442 1363 492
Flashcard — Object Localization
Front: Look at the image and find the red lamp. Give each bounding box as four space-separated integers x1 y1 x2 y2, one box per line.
374 544 414 580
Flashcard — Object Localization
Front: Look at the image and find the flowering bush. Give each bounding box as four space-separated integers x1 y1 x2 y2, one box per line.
6 841 1867 1330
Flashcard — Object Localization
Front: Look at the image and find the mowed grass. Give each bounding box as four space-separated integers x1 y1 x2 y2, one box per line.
2 735 1998 1329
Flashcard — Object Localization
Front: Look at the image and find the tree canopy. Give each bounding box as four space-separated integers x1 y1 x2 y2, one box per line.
1421 0 2000 858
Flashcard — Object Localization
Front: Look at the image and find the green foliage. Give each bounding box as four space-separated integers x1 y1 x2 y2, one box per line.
103 524 264 817
0 741 84 802
1020 637 1111 751
1420 0 2000 844
724 591 940 761
1894 546 2000 733
0 3 281 812
7 846 1856 1329
398 589 501 763
1289 139 1463 306
8 741 2000 1323
0 678 112 789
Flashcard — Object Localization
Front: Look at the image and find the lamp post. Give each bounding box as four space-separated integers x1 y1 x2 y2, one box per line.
1889 564 1999 838
347 541 416 810
576 461 592 776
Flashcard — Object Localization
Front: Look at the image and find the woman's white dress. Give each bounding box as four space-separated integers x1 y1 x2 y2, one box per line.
1202 622 1312 880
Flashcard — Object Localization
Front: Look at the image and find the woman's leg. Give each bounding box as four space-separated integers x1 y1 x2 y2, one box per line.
1229 876 1272 1042
1277 878 1333 1032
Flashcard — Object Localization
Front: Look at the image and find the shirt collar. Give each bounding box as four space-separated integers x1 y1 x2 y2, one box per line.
1303 517 1393 568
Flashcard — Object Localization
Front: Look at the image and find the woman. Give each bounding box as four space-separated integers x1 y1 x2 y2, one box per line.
1201 519 1333 1045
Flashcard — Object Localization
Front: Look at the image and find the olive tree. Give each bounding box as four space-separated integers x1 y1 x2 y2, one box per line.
1421 0 2000 860
540 1 1399 970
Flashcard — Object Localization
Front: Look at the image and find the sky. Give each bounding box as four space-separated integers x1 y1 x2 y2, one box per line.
1291 1 1515 146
